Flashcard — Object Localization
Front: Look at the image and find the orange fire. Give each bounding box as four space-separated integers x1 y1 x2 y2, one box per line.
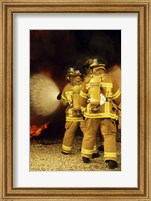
30 123 49 138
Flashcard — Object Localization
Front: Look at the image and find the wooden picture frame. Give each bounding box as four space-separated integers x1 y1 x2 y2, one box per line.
0 0 150 200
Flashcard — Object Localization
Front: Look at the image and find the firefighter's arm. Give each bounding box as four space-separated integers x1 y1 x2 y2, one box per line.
112 81 121 106
60 90 68 107
79 82 88 108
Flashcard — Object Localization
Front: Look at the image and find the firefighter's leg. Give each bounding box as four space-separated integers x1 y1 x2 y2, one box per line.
80 120 100 158
79 120 86 134
92 142 100 158
62 121 78 154
100 119 117 169
81 118 99 162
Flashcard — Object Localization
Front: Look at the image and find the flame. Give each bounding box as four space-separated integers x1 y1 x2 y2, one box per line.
30 123 49 138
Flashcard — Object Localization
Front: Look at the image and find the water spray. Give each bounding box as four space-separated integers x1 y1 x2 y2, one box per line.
30 73 60 117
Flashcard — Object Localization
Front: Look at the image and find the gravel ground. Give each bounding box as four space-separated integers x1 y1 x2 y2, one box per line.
30 135 121 171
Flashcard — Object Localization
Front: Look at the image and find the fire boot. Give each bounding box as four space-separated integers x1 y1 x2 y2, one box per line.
92 152 100 159
82 157 91 163
62 151 70 155
106 160 118 169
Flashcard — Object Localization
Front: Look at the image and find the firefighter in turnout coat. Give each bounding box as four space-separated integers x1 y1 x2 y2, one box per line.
61 67 100 157
80 59 121 169
60 67 84 154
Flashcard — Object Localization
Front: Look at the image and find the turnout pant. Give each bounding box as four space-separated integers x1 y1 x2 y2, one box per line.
62 121 86 153
81 118 117 161
62 120 98 154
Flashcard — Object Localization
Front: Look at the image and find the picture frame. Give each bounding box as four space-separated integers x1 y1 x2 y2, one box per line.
0 0 150 200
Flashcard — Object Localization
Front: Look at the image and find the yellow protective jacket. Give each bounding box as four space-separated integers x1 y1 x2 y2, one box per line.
61 83 84 122
80 72 121 120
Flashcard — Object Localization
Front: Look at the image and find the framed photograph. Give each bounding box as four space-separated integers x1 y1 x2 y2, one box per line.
0 0 150 200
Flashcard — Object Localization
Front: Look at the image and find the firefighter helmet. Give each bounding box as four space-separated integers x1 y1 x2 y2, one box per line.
83 58 106 71
66 67 81 81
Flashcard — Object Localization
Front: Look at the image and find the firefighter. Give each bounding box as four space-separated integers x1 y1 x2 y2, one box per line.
82 62 105 153
61 67 100 158
80 59 121 169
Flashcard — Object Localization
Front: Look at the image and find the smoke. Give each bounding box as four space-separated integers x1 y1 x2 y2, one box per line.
30 74 60 117
30 30 121 77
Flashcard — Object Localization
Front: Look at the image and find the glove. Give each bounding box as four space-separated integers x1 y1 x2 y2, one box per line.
91 105 99 112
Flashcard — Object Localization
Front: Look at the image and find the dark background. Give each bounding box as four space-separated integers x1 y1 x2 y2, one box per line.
30 30 121 141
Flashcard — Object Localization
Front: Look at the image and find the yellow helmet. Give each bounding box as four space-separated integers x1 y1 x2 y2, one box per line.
66 67 81 81
83 58 106 71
